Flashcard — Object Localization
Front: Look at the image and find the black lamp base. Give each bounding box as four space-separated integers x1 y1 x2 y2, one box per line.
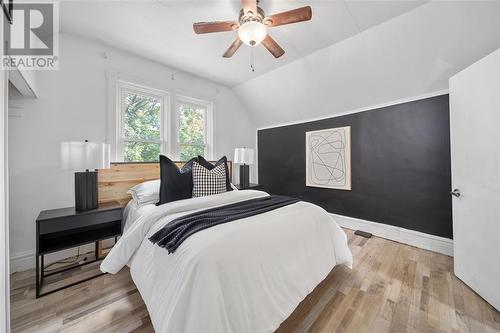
75 171 98 211
239 164 250 188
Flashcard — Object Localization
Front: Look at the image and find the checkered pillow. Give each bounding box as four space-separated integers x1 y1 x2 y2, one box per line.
192 161 227 198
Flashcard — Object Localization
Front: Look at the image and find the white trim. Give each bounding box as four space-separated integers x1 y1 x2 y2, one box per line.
253 90 453 256
106 69 172 161
106 69 216 162
174 95 214 160
115 80 170 161
254 90 449 183
9 214 454 273
331 213 453 256
8 216 453 273
0 41 10 331
256 89 449 131
10 242 105 273
8 67 36 98
10 250 34 273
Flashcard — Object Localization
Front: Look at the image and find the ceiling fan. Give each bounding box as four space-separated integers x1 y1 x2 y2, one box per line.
193 0 312 58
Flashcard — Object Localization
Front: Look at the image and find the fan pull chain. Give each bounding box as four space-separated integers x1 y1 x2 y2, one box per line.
250 47 255 72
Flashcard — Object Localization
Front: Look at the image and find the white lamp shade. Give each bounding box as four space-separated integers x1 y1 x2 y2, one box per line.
238 21 267 47
234 148 254 165
61 141 110 171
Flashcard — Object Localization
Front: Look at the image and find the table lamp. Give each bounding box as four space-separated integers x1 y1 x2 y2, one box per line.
234 147 254 188
61 140 110 211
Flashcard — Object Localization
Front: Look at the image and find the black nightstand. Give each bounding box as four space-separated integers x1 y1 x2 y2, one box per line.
234 183 264 191
35 203 123 298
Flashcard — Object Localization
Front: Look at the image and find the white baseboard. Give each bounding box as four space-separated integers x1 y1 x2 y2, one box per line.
11 216 453 271
10 242 105 273
10 250 35 273
331 213 453 256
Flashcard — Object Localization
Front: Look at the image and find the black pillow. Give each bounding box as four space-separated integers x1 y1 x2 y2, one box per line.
197 155 232 192
157 155 198 205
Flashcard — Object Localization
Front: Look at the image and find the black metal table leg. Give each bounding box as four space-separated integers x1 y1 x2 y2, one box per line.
35 253 40 298
40 254 44 279
35 204 122 299
35 221 40 298
36 256 108 298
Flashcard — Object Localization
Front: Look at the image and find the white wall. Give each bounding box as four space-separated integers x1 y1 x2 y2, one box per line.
0 11 11 332
8 33 257 271
0 70 9 333
234 1 500 128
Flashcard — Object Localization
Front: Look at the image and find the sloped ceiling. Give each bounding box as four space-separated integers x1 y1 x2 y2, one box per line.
60 0 425 86
234 1 500 127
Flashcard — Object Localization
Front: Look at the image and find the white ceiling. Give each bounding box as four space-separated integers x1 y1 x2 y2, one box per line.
60 0 425 86
234 1 500 127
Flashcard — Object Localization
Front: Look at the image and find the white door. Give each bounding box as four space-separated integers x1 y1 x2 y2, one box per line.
449 48 500 310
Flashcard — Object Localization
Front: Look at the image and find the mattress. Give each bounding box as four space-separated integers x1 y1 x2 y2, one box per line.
102 190 352 332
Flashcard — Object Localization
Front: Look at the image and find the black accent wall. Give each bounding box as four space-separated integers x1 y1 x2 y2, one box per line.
258 94 452 239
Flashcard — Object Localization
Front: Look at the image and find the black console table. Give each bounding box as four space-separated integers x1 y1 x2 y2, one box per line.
35 203 123 298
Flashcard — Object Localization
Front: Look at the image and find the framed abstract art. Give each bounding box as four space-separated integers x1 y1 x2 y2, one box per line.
306 126 351 190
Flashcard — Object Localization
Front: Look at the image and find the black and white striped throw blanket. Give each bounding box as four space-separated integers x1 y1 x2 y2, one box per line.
149 195 300 253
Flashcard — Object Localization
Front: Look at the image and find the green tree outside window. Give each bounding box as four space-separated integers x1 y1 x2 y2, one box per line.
123 92 162 162
178 103 207 161
121 91 208 162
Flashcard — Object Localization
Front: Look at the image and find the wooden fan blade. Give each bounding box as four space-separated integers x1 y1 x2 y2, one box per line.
242 0 257 16
223 38 243 58
193 21 239 34
261 35 285 58
264 6 312 27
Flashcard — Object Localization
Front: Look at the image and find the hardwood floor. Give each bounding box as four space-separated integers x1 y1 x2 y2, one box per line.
10 229 500 333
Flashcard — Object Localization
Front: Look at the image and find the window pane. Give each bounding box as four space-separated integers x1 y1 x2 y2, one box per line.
123 92 161 140
124 141 161 162
180 144 205 161
178 103 205 145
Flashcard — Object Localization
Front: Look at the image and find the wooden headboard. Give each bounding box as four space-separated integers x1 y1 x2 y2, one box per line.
98 161 232 206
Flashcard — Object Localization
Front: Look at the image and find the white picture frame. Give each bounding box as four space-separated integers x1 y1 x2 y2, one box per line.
306 126 351 190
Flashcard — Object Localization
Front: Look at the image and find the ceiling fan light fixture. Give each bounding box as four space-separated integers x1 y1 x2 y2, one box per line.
193 1 312 58
238 21 267 47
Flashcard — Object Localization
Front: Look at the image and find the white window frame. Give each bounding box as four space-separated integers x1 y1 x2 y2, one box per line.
115 80 170 162
174 95 213 160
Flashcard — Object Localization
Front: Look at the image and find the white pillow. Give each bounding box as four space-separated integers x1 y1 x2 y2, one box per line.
127 179 160 206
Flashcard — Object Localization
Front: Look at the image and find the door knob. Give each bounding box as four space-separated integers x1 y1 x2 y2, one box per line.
450 189 461 197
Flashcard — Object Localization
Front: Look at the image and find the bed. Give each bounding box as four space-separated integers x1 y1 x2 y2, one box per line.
99 162 352 333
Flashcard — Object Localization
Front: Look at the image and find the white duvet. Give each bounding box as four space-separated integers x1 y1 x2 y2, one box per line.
101 190 352 333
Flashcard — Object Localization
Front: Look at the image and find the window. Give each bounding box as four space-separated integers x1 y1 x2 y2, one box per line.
117 82 168 162
114 80 213 162
176 97 212 161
